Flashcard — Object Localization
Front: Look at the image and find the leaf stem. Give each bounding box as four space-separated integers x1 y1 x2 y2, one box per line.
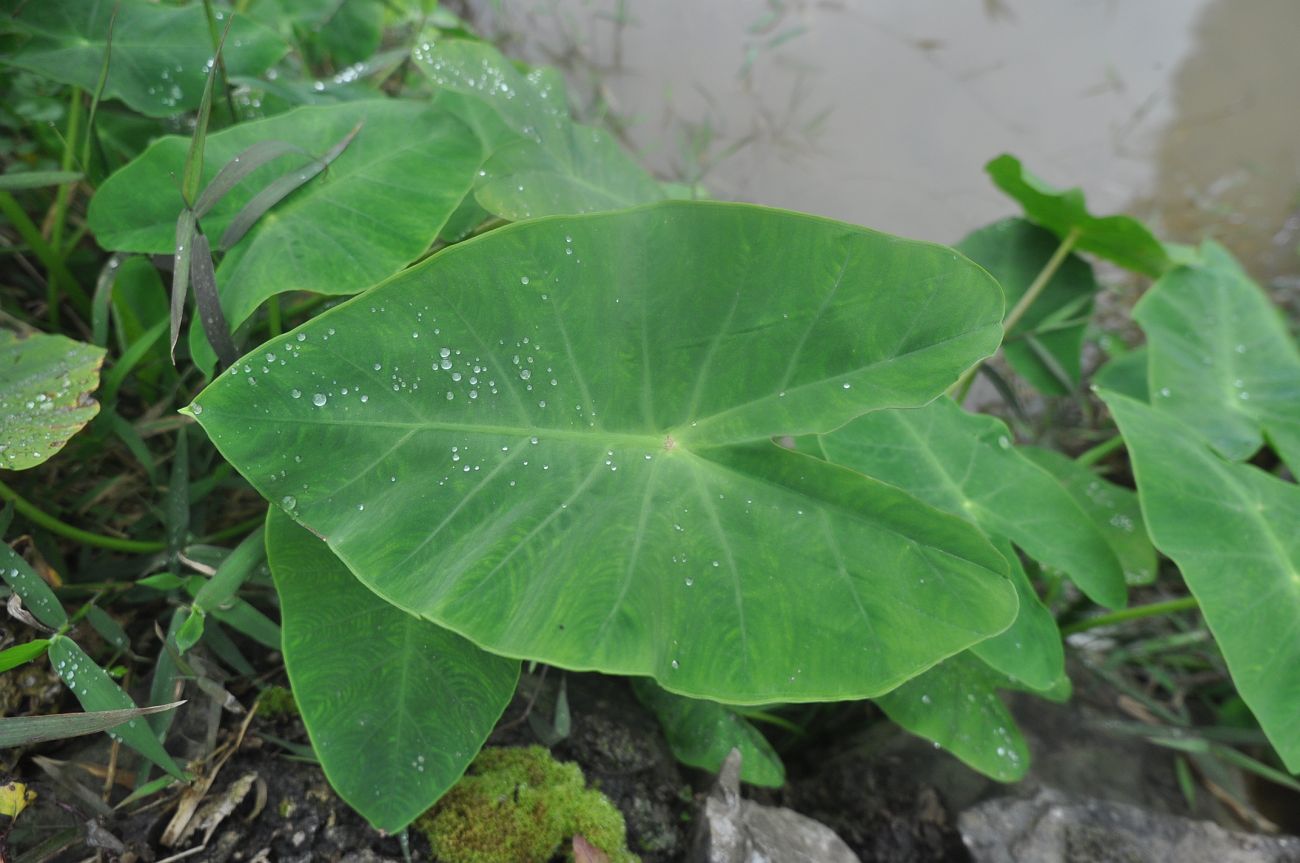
0 479 164 554
948 227 1082 401
1004 227 1081 333
48 88 85 325
1076 434 1126 467
1061 596 1200 636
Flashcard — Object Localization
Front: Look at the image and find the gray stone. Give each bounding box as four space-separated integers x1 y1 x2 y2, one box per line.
691 750 861 863
960 787 1300 863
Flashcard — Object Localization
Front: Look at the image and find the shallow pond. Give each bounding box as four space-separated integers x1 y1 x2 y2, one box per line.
465 0 1300 296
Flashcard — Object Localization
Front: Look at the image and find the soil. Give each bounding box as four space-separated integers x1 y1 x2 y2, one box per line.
5 663 1297 863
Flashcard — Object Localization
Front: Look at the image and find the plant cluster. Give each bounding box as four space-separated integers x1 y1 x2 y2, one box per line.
0 0 1297 854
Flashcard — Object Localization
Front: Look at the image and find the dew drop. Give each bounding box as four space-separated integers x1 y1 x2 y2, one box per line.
312 393 327 407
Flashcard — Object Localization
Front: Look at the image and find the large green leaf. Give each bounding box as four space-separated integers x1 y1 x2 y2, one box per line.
631 680 784 787
875 652 1033 782
816 397 1127 610
1101 391 1300 772
1133 242 1300 475
1092 345 1149 403
986 155 1169 277
414 39 664 219
955 218 1097 394
1 0 286 117
0 329 105 470
1021 446 1157 586
88 98 490 368
973 538 1062 692
266 509 518 833
191 201 1017 704
246 0 385 68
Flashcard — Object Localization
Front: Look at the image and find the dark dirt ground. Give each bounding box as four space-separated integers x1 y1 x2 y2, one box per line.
4 658 1298 863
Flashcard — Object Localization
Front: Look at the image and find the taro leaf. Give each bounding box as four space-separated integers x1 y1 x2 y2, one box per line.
415 39 664 219
190 201 1017 704
1020 446 1157 586
475 127 665 221
812 409 1063 690
875 652 1036 782
266 508 518 833
48 636 187 779
88 98 490 370
1133 242 1300 475
1 0 286 118
1093 346 1149 403
0 701 182 748
816 397 1127 610
631 680 784 787
1101 391 1300 772
973 538 1063 692
0 543 66 630
955 218 1097 394
986 154 1169 277
0 329 105 470
245 0 385 68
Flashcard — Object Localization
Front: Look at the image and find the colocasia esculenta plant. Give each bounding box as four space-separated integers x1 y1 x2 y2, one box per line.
1 0 1296 837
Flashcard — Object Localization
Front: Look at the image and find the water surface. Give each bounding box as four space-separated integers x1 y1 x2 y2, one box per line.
466 0 1300 299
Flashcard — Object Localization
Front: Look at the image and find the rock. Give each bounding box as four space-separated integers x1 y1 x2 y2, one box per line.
691 750 861 863
960 787 1300 863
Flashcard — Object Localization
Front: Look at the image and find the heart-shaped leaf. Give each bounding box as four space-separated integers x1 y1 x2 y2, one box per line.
1134 242 1300 475
266 509 518 833
1020 446 1156 586
631 680 784 787
876 652 1062 782
1093 346 1149 403
414 40 663 220
986 155 1169 277
955 218 1097 394
0 329 105 470
816 397 1127 611
1101 391 1300 772
191 201 1016 704
1 0 286 117
87 97 494 368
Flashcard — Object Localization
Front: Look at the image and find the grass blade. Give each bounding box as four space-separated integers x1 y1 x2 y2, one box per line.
218 120 363 250
91 253 129 348
181 16 234 205
0 171 83 191
80 0 119 183
47 636 188 779
193 525 265 614
193 140 312 219
170 209 196 361
0 639 50 673
0 701 183 748
1 543 67 630
189 230 238 368
166 427 191 572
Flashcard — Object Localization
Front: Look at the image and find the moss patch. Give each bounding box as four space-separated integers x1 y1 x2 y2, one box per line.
417 746 638 863
256 685 299 719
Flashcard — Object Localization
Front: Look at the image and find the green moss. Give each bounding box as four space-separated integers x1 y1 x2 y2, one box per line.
417 746 638 863
256 685 299 718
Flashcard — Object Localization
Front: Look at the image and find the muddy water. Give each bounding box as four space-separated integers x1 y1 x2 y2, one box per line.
464 0 1300 294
